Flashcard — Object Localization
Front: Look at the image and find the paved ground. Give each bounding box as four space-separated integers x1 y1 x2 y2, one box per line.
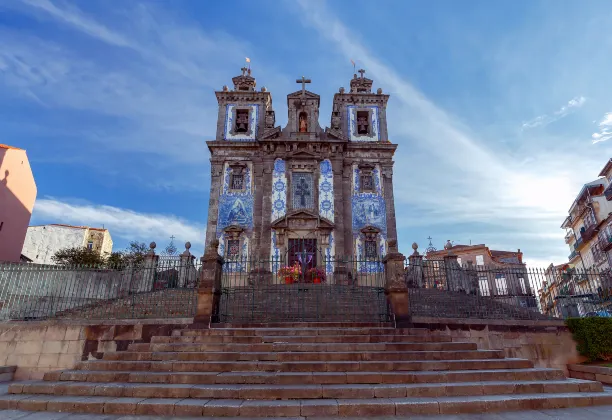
1 383 612 419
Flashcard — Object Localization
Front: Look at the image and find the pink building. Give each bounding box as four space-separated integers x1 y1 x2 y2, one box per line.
0 144 37 263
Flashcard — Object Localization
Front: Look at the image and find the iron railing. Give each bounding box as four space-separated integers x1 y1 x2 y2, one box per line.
405 259 612 320
0 258 199 321
217 255 390 323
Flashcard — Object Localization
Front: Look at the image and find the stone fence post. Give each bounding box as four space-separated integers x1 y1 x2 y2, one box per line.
383 240 410 327
178 242 197 288
139 242 158 293
195 240 224 325
406 243 424 288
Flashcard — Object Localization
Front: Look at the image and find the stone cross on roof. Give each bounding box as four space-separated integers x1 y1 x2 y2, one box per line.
358 69 366 78
296 76 311 100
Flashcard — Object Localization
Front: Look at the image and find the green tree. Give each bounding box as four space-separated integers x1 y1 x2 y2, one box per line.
51 247 107 267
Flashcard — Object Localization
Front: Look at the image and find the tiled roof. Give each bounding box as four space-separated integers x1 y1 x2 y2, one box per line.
0 144 23 150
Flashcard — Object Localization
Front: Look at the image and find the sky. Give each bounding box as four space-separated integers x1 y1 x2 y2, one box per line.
1 0 612 265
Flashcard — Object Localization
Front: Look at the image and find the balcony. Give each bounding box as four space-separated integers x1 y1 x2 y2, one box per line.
573 236 584 250
580 223 599 242
568 250 580 261
599 229 612 252
605 183 612 201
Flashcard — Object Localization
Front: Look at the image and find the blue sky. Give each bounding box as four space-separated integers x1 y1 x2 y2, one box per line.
1 0 612 265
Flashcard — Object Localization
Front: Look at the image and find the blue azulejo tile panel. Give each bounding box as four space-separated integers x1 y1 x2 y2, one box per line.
217 195 254 234
352 194 387 234
325 231 335 274
318 159 334 222
224 104 259 141
352 164 383 196
347 105 380 142
216 161 254 260
271 159 287 221
270 230 282 274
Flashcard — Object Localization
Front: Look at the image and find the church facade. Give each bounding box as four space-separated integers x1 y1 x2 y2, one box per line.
204 67 400 274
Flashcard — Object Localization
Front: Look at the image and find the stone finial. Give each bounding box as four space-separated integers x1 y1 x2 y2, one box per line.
147 242 156 255
411 242 420 256
444 240 452 250
377 88 383 94
222 85 228 92
181 241 192 257
209 239 220 251
261 87 267 92
185 241 191 250
339 87 345 94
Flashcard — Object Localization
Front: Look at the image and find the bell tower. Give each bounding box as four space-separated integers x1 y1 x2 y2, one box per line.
329 69 390 143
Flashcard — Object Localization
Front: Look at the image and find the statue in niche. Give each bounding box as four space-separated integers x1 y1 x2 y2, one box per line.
299 112 308 133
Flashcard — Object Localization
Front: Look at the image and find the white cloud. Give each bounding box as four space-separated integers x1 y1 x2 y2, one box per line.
522 96 586 130
592 112 612 144
33 198 204 253
295 0 598 265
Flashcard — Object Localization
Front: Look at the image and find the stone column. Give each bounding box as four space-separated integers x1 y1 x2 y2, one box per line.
381 164 399 250
383 240 410 326
251 157 264 256
331 157 345 257
178 242 196 288
443 244 463 292
406 243 424 288
204 162 225 251
138 242 158 293
195 240 224 325
258 158 275 259
342 160 354 257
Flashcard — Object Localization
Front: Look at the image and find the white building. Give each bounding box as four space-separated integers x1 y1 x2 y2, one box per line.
21 224 113 265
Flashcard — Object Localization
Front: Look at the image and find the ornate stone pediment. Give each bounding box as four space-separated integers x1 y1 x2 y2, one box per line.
287 90 320 101
271 210 334 230
262 126 281 139
325 127 347 141
286 150 319 160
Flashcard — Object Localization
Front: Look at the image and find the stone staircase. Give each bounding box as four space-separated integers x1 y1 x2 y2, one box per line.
3 323 612 417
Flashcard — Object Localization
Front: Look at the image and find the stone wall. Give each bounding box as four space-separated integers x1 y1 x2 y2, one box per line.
0 323 85 380
0 319 191 380
0 263 151 320
413 317 586 374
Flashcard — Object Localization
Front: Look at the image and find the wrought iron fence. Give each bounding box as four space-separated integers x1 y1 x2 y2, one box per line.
217 255 390 323
405 258 612 320
0 258 199 321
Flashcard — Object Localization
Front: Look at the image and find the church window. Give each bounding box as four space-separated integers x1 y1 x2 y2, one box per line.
226 239 240 259
235 109 249 133
364 239 378 259
230 173 244 191
360 174 374 192
87 241 94 250
292 173 314 209
357 111 369 135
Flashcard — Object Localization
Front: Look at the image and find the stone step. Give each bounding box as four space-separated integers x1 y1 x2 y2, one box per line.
2 391 611 417
74 358 534 373
102 349 505 362
212 322 394 328
180 328 429 337
131 341 479 353
9 379 603 400
43 367 567 385
150 334 453 344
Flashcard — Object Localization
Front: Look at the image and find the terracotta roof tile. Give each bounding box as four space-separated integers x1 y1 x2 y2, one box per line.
0 144 23 150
